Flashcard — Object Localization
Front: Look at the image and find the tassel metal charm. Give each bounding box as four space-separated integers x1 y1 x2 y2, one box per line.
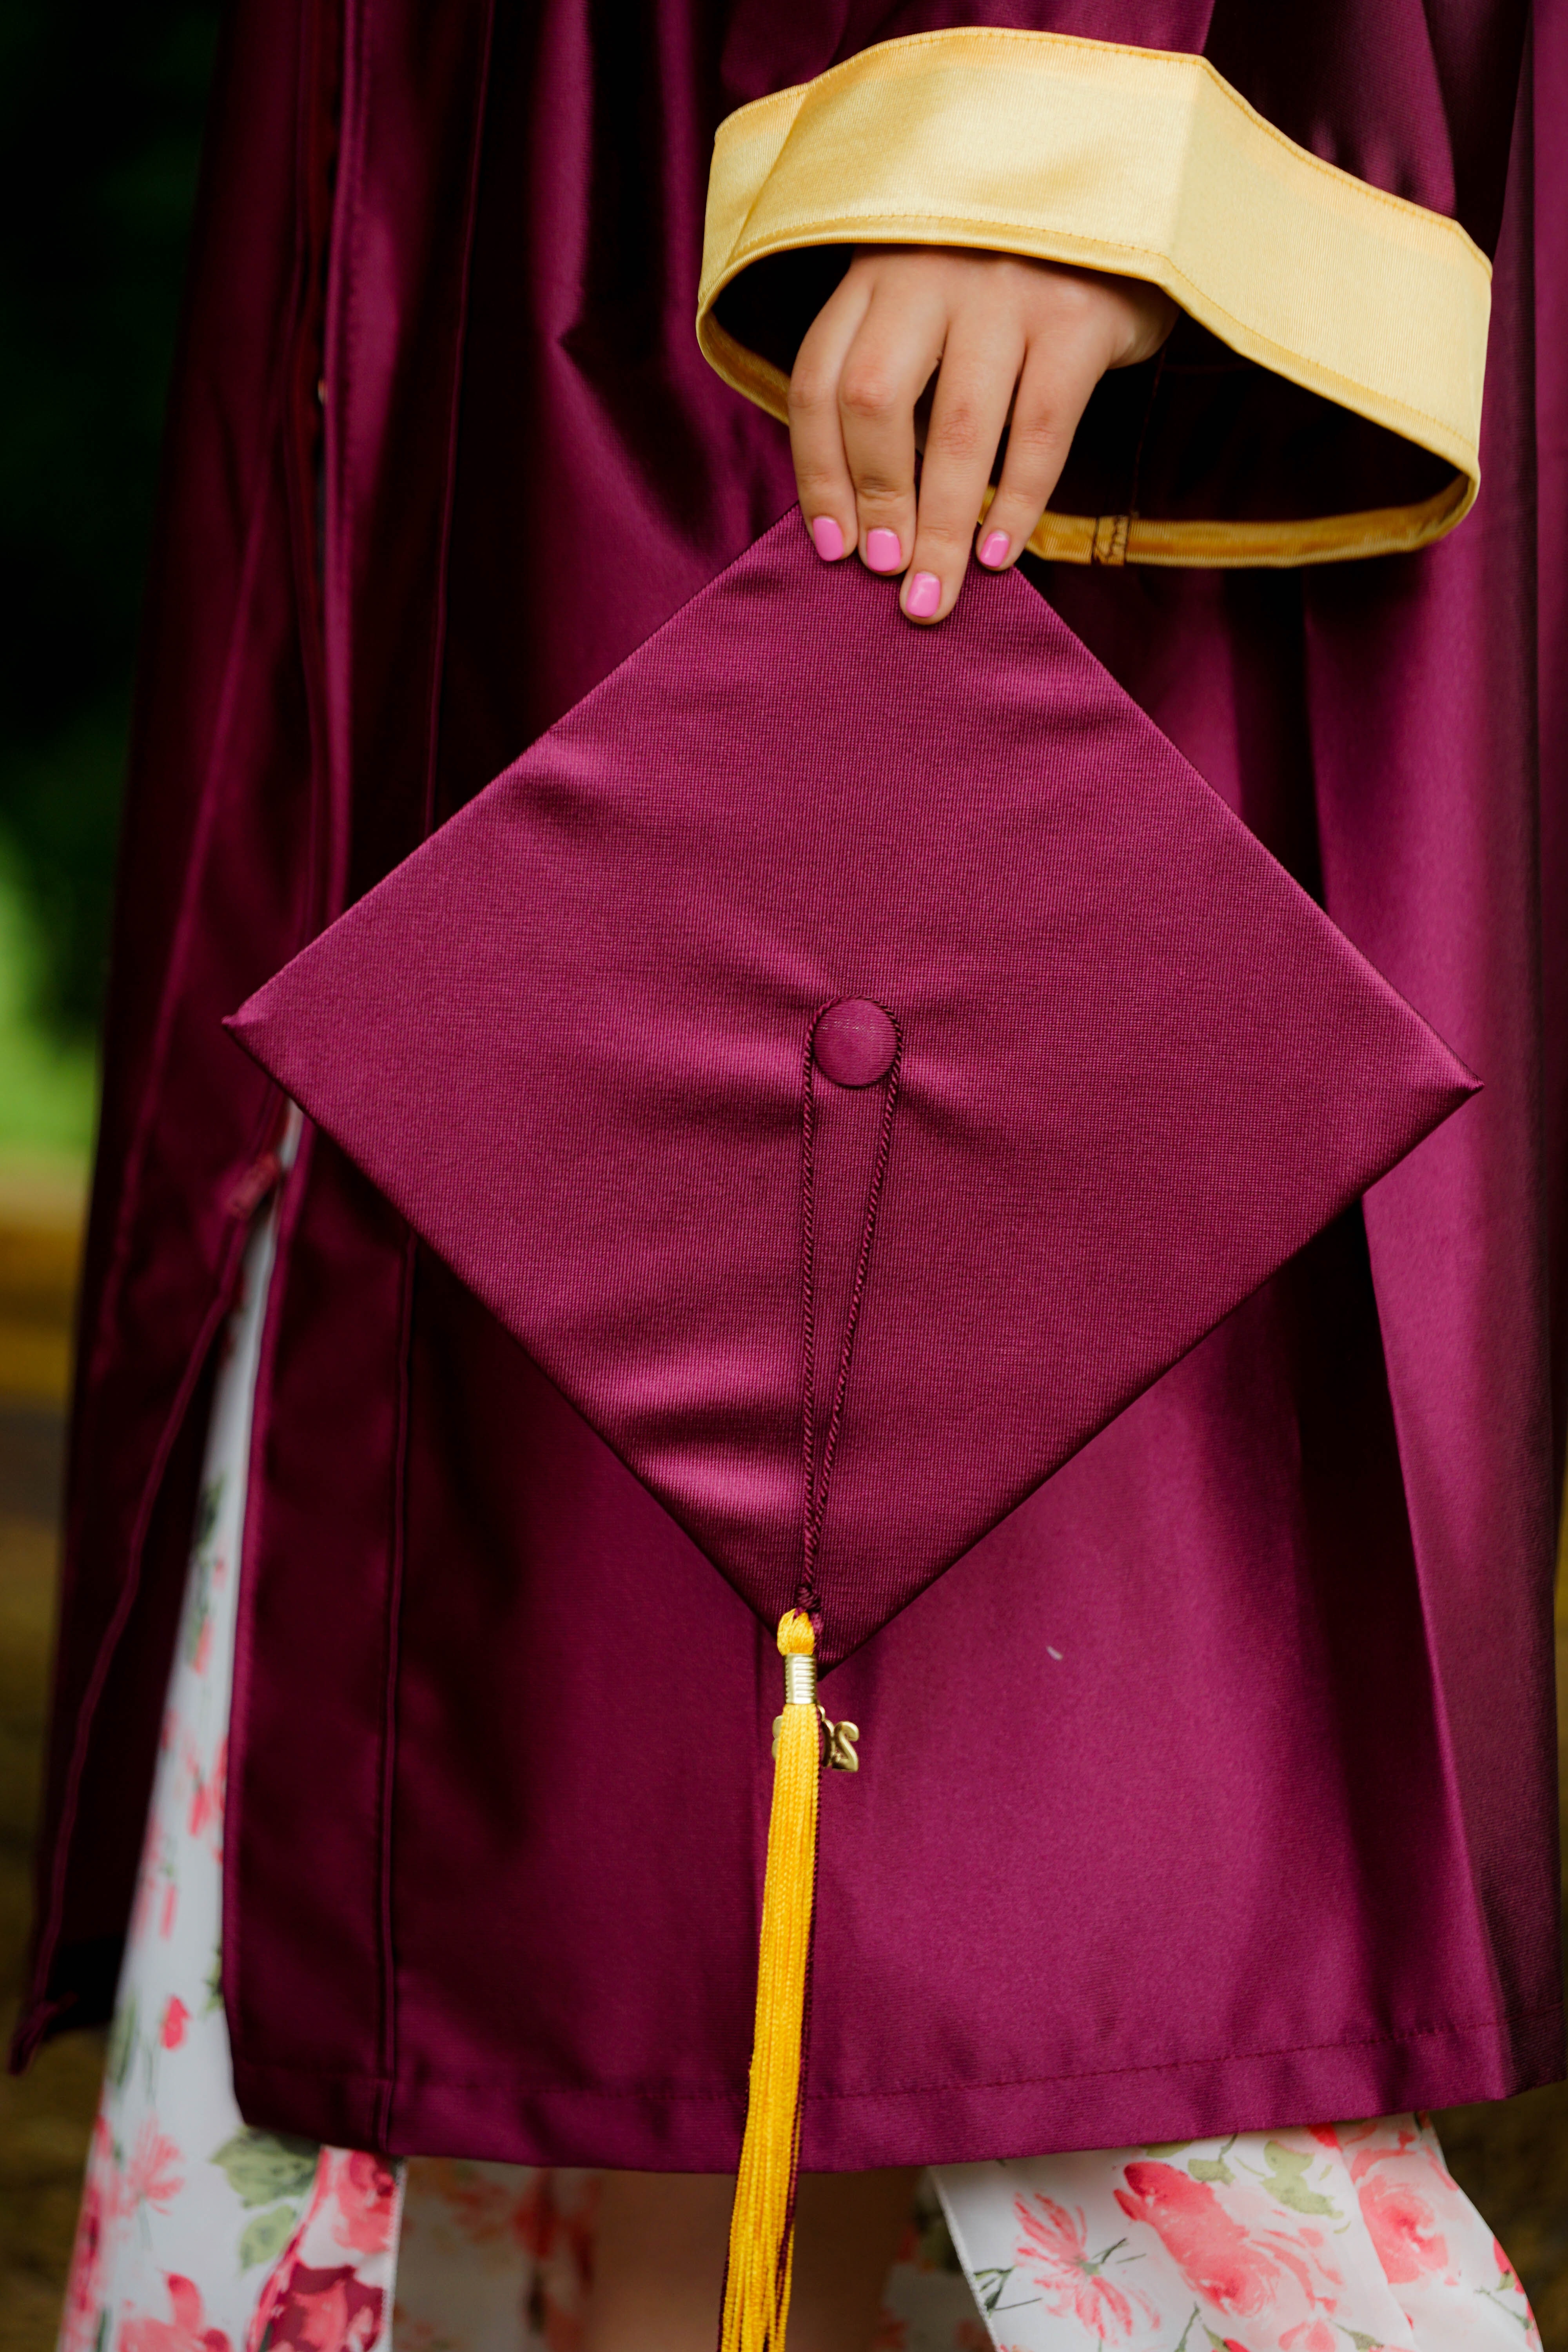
720 1609 821 2352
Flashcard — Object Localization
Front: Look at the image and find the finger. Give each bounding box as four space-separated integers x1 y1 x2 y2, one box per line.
788 270 874 561
836 283 947 577
974 337 1106 572
900 318 1023 622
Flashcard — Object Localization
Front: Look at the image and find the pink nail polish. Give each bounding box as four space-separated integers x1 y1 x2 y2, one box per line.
810 515 845 562
905 572 941 619
865 527 902 574
978 530 1010 568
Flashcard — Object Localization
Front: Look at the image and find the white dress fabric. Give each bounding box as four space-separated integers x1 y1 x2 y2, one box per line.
57 1208 1542 2352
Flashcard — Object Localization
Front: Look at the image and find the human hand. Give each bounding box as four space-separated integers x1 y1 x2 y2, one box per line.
788 246 1176 622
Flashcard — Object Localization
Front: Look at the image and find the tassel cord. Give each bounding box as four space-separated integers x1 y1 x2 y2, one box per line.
721 1010 902 2352
799 1010 902 1610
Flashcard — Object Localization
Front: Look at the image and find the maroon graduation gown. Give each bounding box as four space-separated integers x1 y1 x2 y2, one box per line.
17 0 1565 2169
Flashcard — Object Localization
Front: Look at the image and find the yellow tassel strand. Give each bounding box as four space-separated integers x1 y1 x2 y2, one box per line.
720 1609 821 2352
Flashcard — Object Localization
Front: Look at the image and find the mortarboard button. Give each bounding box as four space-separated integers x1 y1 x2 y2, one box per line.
813 998 897 1086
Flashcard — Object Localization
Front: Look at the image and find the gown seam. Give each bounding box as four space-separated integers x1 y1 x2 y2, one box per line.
229 1994 1564 2102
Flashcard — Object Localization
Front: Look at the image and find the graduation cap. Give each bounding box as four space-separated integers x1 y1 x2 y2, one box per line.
228 514 1473 2351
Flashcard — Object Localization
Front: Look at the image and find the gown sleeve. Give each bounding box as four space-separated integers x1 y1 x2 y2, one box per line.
696 13 1507 567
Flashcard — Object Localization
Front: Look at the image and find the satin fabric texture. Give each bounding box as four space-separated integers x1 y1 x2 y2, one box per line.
17 0 1566 2176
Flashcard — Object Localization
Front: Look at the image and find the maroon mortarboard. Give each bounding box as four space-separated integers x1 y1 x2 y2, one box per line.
228 513 1473 2349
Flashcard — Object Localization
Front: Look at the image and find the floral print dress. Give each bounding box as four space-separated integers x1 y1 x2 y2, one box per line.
58 1205 1541 2352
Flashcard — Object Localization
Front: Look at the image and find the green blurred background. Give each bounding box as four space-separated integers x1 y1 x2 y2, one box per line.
0 5 222 2338
0 0 221 1171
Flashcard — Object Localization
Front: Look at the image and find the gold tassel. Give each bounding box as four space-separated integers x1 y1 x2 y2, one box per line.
721 1609 821 2352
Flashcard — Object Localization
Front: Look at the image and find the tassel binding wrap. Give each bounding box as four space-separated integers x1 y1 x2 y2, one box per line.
721 1609 821 2352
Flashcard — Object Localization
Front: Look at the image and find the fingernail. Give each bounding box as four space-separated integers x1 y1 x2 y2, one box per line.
905 571 941 619
865 527 902 574
978 530 1010 568
810 515 846 562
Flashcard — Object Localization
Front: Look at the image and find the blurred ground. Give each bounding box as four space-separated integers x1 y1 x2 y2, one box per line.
0 1181 1564 2350
0 1165 105 2351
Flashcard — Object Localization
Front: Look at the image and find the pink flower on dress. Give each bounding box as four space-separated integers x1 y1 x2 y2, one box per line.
160 1880 179 1938
508 2169 556 2257
258 2262 385 2352
188 1737 227 1847
126 2121 185 2211
1114 2163 1282 2316
560 2175 602 2285
1013 2193 1154 2340
131 1825 171 1943
1345 2120 1417 2183
60 2116 119 2352
405 2157 535 2247
1356 2174 1449 2285
497 2166 599 2301
161 1995 190 2050
121 2274 234 2352
1280 2321 1339 2352
330 2151 399 2253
